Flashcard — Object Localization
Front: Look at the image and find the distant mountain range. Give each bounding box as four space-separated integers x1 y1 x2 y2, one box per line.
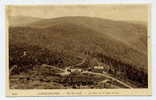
9 16 148 71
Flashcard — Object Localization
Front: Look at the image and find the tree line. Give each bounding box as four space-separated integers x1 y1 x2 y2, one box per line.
94 53 148 88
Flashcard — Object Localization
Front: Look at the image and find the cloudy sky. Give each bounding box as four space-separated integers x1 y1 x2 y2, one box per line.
7 4 149 22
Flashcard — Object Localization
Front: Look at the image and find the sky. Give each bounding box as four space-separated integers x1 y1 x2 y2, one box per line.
7 4 149 22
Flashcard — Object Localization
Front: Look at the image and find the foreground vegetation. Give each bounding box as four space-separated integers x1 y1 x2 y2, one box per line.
9 43 147 88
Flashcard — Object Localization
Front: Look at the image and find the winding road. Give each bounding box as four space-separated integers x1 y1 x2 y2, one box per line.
82 71 133 88
58 66 133 88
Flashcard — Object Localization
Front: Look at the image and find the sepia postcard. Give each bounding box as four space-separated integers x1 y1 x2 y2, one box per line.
6 4 152 96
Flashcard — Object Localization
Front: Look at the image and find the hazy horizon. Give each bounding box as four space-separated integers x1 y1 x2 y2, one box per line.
7 5 149 23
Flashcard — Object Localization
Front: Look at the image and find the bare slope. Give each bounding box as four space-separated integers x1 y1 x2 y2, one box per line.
30 16 147 54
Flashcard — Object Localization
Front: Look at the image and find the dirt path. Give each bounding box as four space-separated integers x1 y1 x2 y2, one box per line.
83 71 133 88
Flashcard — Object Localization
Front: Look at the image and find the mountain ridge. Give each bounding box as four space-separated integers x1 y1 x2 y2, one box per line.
9 16 148 71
